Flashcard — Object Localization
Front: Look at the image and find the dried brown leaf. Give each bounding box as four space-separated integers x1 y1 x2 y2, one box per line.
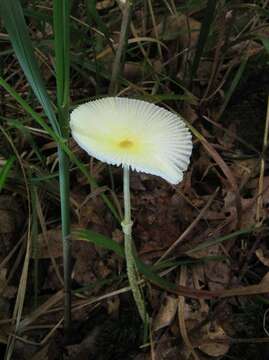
155 14 200 46
153 296 178 331
198 323 229 357
35 229 63 259
256 248 269 267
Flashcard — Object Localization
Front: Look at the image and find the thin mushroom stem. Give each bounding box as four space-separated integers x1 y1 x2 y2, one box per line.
122 165 147 322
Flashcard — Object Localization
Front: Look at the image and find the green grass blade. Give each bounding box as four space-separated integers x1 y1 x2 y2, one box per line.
0 0 60 135
186 227 254 255
53 0 71 331
0 77 120 222
74 228 179 293
58 149 71 330
217 57 248 120
53 0 70 115
76 229 125 257
260 36 269 55
191 0 217 79
0 76 60 141
74 229 229 295
3 117 45 163
86 0 113 49
0 155 15 192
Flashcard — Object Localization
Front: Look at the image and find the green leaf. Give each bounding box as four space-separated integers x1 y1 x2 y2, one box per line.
0 155 16 192
0 0 60 135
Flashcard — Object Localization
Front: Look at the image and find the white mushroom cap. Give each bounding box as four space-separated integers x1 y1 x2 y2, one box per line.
70 97 192 184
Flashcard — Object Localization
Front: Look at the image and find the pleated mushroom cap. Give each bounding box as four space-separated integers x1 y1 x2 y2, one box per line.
70 97 192 184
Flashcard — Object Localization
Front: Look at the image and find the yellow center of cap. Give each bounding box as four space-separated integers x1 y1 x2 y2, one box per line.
119 139 133 149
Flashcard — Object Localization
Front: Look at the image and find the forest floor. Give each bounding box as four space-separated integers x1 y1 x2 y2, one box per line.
1 1 269 359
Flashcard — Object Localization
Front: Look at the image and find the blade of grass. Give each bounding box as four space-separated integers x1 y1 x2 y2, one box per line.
53 0 70 119
0 127 32 360
186 227 254 255
0 0 74 333
86 0 114 50
53 0 72 332
3 117 45 163
0 0 60 135
0 155 15 192
76 228 125 257
216 57 248 121
191 0 217 80
0 76 121 221
73 228 178 291
260 36 269 55
73 228 214 299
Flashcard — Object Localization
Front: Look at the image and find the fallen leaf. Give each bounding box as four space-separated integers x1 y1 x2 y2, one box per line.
34 229 63 259
153 296 178 331
256 248 269 267
96 0 115 10
112 228 123 244
260 271 269 286
198 323 229 357
0 268 16 300
154 333 181 360
205 255 231 291
155 14 200 46
183 302 209 331
0 195 23 258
